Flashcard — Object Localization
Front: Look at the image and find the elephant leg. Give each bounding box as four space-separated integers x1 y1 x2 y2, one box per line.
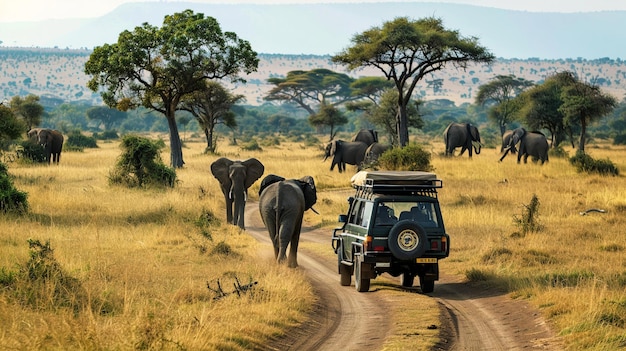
225 196 234 224
286 217 303 268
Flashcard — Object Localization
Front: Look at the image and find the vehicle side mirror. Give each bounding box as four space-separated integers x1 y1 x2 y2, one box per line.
338 214 347 223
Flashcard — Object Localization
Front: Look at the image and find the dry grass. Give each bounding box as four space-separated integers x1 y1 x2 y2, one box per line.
2 133 626 350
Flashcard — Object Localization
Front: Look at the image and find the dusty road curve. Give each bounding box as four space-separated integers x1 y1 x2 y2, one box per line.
245 203 390 351
245 203 562 350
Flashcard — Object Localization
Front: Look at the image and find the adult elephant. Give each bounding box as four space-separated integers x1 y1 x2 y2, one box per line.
499 128 549 164
364 142 391 164
258 174 317 268
501 130 517 153
323 140 369 173
351 129 378 146
32 128 64 164
211 157 264 229
443 122 482 158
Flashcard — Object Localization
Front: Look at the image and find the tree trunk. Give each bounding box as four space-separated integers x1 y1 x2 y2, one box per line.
166 112 185 168
578 118 587 153
397 104 409 147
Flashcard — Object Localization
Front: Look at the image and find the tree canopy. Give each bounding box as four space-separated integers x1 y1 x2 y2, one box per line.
9 95 43 131
332 16 495 146
84 10 259 168
86 106 127 131
264 69 356 115
475 75 533 136
180 80 245 153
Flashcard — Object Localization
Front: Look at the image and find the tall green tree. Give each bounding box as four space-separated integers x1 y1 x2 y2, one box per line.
264 69 356 115
475 75 533 136
180 81 245 153
368 89 423 146
9 95 44 131
332 16 494 146
84 10 258 168
558 72 617 153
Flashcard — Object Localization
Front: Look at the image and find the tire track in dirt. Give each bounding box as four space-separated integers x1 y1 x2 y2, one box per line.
245 202 562 350
245 203 390 351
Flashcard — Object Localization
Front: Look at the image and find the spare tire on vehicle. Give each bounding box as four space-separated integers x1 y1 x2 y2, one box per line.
388 220 428 260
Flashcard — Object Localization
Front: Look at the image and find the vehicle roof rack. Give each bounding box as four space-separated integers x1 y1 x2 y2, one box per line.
351 171 442 197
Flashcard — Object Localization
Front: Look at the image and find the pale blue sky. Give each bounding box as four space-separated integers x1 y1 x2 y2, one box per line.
1 0 625 22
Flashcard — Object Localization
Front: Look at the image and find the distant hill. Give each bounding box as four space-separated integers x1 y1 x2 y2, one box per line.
1 48 625 107
1 2 626 59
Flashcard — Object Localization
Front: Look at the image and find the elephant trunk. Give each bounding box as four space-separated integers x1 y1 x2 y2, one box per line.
472 141 482 155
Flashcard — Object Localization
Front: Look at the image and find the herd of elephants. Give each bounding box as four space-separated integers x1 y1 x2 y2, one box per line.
28 122 548 267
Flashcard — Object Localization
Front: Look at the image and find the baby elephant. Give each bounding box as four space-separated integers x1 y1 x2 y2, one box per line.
258 174 317 268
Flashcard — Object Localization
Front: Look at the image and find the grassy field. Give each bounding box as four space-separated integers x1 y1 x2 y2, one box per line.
1 132 626 350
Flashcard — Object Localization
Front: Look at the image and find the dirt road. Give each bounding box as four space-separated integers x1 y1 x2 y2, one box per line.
245 204 562 350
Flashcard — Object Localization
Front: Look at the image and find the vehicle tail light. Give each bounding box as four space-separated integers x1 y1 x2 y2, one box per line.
373 245 385 251
430 240 439 250
441 236 447 252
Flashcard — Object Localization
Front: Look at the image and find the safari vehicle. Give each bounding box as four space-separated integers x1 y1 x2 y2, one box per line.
331 171 450 293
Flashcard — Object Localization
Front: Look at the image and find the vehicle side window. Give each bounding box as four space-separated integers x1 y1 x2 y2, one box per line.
361 202 373 227
348 200 364 226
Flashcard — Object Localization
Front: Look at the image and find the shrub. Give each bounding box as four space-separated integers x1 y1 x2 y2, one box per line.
549 146 569 159
17 140 46 163
108 135 176 188
569 151 619 176
376 143 433 171
0 161 28 214
93 130 119 140
66 130 98 149
613 133 626 145
513 194 542 235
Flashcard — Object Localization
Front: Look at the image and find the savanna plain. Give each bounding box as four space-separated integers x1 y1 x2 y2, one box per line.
1 132 626 350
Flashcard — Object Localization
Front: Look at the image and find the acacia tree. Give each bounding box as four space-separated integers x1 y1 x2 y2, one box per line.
309 103 348 140
332 16 494 147
264 68 356 115
475 75 533 136
180 80 245 153
84 10 258 168
558 72 617 153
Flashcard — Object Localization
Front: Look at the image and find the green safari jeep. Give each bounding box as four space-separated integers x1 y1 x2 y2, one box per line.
331 171 450 293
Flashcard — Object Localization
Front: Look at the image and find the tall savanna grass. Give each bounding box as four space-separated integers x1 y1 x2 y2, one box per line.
1 132 625 350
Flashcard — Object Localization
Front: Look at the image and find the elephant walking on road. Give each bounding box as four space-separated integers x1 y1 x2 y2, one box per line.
28 128 64 164
211 157 265 229
500 128 549 164
259 174 318 268
443 122 482 158
323 140 369 173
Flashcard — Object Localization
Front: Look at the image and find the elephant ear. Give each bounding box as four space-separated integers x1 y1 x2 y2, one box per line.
210 157 234 188
259 174 285 196
330 140 338 156
242 158 265 189
296 176 317 211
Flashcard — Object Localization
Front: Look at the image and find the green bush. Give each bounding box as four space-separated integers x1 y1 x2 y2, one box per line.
66 130 98 149
614 133 626 145
548 146 569 159
376 143 433 171
108 135 176 188
17 140 46 163
0 162 28 214
93 130 119 140
569 151 619 176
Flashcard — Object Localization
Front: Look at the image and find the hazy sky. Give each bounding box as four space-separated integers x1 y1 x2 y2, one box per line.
2 0 626 22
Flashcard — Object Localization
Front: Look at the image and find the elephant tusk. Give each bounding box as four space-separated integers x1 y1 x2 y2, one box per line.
309 207 319 215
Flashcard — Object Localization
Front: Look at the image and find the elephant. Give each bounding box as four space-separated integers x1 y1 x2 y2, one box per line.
31 128 64 164
443 122 482 158
323 140 369 173
210 157 265 229
499 128 549 164
258 174 317 268
363 142 391 164
351 129 378 146
501 130 517 153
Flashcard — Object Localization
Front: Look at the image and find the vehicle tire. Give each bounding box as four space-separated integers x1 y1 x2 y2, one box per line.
388 221 428 261
401 273 414 287
339 263 352 286
354 255 370 292
419 275 435 293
